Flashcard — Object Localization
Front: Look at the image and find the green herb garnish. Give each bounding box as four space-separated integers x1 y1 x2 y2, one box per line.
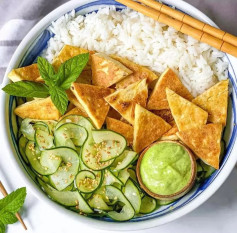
2 53 89 115
0 187 27 233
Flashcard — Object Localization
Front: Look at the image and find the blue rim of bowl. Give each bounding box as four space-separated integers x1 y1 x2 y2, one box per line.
7 0 237 222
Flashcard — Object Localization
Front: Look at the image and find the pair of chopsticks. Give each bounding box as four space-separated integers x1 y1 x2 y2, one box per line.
116 0 237 58
0 181 27 230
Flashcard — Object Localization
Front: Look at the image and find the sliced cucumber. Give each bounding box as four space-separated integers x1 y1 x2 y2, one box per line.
55 123 88 149
40 150 62 172
118 169 130 184
35 129 54 151
112 150 137 171
156 199 174 206
18 135 29 164
48 147 79 191
81 139 115 171
34 122 49 132
38 179 93 213
56 115 94 132
25 141 60 175
20 119 35 140
105 185 135 221
103 170 123 186
127 168 137 182
75 170 102 193
88 194 112 211
140 196 156 214
124 179 141 214
92 130 127 162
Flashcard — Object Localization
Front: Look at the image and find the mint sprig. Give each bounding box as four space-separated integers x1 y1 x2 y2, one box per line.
0 187 27 233
2 53 89 115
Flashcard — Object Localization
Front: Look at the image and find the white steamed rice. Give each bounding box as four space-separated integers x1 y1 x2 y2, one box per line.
43 7 228 97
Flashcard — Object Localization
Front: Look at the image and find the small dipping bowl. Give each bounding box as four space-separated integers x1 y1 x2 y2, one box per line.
137 141 197 201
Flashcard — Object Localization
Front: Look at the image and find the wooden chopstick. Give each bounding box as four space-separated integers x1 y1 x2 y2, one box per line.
0 181 27 231
136 0 237 47
116 0 237 58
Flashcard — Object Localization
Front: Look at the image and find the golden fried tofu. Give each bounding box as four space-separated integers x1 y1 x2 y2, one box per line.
52 45 94 71
14 97 60 120
106 117 134 145
71 83 113 129
105 79 148 125
147 68 193 110
160 121 179 141
177 124 223 169
166 88 208 131
192 80 229 126
133 104 171 152
111 55 158 89
107 108 121 120
8 64 42 82
152 109 174 123
63 107 88 118
91 53 132 87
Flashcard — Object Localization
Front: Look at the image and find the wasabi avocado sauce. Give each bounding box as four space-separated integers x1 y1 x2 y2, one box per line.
140 142 192 196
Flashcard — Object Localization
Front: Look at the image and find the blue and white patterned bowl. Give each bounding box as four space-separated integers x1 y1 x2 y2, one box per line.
1 0 237 230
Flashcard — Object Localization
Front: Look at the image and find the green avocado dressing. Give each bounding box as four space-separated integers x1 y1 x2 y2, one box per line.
140 142 192 196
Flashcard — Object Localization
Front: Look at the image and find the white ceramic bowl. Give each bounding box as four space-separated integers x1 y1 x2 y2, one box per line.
1 0 237 231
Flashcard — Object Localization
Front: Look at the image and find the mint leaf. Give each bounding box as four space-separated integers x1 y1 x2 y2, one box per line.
49 86 68 115
0 221 5 233
2 81 49 98
0 187 26 215
0 212 17 225
57 53 89 89
37 57 56 86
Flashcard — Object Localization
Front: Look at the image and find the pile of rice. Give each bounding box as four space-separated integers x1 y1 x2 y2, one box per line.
43 7 228 97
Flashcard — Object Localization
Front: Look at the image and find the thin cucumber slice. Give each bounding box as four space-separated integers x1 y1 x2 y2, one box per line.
35 129 54 151
112 150 137 171
34 122 49 132
105 185 135 221
75 170 102 193
20 119 35 140
103 170 123 186
48 147 80 191
88 194 112 211
54 123 88 149
56 115 94 132
40 151 62 172
62 182 75 191
139 196 156 214
124 179 141 214
25 141 60 175
118 169 130 184
18 135 29 164
38 179 93 213
156 199 174 206
81 139 115 171
127 168 137 182
92 130 127 162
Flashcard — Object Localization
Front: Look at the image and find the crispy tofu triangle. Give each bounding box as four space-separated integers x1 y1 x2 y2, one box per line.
63 107 88 118
177 124 222 169
152 109 174 123
106 117 134 145
147 68 193 110
192 80 229 126
8 64 42 82
166 88 208 131
52 45 93 71
91 53 133 87
105 79 148 125
133 105 172 152
66 90 88 113
14 97 60 120
111 55 158 89
71 83 113 129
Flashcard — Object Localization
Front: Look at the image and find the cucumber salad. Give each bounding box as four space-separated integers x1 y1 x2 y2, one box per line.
18 114 161 221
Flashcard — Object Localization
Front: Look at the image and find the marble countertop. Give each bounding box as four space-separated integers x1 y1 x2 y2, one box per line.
0 0 237 233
